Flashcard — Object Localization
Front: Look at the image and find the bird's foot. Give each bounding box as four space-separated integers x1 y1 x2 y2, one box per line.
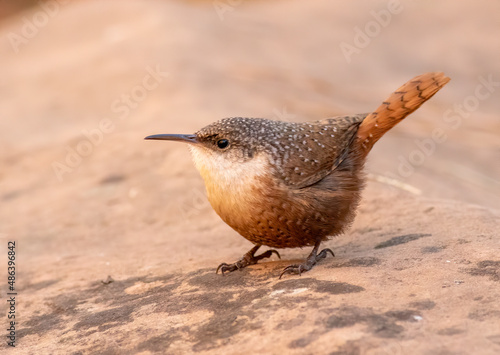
279 246 334 279
216 245 280 275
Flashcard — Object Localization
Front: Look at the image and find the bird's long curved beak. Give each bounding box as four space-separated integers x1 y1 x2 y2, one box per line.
144 134 198 144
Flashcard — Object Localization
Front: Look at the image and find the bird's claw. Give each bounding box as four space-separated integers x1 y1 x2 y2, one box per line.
216 247 280 275
279 247 335 279
317 248 335 259
216 261 243 275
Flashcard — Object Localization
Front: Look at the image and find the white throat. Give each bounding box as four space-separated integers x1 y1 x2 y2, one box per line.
188 146 269 190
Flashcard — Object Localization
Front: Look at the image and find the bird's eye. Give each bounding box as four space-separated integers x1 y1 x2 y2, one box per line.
216 139 229 149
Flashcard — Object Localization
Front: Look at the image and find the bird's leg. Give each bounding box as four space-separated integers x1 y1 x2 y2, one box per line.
216 245 281 275
279 241 334 279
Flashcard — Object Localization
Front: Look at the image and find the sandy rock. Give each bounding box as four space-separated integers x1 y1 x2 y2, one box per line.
0 0 498 354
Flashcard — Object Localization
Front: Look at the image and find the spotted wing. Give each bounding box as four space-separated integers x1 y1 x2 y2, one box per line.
279 114 367 189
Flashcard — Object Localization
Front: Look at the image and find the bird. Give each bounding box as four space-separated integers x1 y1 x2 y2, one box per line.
145 72 450 278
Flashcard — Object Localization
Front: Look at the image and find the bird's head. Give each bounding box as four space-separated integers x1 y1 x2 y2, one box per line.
145 117 287 186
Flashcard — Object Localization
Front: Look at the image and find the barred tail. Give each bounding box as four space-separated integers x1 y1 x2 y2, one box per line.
357 72 450 154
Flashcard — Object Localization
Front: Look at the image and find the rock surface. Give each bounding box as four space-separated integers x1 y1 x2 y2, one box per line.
0 0 499 354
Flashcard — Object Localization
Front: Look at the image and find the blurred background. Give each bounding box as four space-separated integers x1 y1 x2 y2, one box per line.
1 0 499 261
0 0 498 241
0 1 499 352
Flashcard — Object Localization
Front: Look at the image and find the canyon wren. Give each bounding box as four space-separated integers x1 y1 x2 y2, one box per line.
146 72 450 278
